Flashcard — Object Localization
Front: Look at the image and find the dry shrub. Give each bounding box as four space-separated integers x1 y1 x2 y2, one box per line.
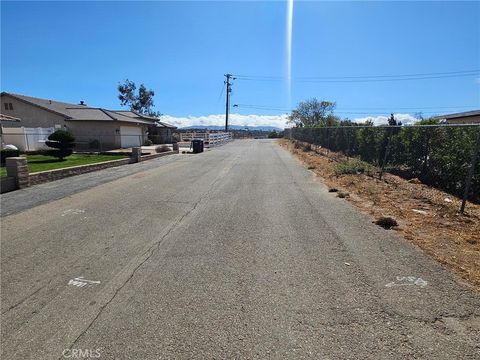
375 216 398 229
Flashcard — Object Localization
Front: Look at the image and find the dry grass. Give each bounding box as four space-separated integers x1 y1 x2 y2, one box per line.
280 139 480 290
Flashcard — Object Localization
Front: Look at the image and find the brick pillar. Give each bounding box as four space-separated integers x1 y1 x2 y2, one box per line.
6 157 30 189
131 147 142 163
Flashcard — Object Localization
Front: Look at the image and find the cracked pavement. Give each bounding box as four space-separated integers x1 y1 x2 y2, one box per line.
1 139 479 359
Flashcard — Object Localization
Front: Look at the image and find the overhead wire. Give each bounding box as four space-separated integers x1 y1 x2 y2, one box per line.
234 104 479 115
233 69 480 83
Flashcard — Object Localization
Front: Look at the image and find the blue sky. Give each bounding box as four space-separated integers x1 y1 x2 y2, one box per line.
1 1 479 128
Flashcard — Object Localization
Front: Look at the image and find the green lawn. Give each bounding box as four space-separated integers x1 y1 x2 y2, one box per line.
1 154 128 177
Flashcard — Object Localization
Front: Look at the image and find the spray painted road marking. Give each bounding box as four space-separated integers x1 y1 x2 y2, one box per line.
68 277 100 288
385 276 428 288
61 209 85 216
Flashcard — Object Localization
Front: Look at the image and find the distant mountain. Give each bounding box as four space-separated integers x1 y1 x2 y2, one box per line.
180 125 283 131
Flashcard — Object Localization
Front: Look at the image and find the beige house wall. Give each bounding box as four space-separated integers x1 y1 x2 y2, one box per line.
1 127 26 150
67 121 148 150
1 94 150 150
67 121 120 150
1 94 66 128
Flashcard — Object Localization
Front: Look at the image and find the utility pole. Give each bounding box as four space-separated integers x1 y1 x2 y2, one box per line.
224 74 234 132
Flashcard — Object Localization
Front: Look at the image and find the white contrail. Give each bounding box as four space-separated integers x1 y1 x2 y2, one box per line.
286 0 294 107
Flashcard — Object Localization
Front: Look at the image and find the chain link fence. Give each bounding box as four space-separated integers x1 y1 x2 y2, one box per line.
288 124 480 207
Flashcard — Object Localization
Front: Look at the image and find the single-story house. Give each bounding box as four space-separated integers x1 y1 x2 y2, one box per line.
438 110 480 125
0 92 176 150
1 114 23 149
0 113 21 127
114 110 177 144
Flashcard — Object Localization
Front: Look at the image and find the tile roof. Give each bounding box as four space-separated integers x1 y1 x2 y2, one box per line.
114 110 139 118
155 121 177 129
438 110 480 119
1 92 173 126
0 113 21 122
65 107 113 121
2 92 85 118
102 109 154 125
115 110 177 128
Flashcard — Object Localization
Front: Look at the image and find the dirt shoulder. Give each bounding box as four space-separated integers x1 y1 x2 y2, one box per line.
279 139 480 291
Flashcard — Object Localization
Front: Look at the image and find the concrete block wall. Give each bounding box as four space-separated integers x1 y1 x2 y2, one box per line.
131 147 142 163
29 158 131 185
6 157 30 188
1 149 179 192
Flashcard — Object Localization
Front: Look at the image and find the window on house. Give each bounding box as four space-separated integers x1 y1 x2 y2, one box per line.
9 103 13 110
3 103 8 110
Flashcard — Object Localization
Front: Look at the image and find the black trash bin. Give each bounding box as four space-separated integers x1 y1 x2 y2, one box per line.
191 139 204 153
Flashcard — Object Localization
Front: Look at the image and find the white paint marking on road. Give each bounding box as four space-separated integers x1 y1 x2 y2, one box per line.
68 277 100 288
61 209 85 216
385 276 428 288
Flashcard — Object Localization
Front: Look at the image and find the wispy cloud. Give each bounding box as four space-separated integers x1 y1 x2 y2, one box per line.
162 112 421 128
161 113 289 129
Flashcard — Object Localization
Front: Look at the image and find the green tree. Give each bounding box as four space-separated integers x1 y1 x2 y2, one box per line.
290 118 479 202
416 117 439 126
117 79 161 117
288 98 338 128
333 120 357 154
387 113 402 126
378 114 402 167
45 129 75 160
268 131 279 138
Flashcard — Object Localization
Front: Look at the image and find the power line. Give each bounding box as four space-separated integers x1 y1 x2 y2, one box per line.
299 73 479 83
235 103 478 111
235 105 290 112
333 105 479 111
235 69 479 79
233 69 480 83
235 73 479 83
217 82 226 102
234 103 479 115
306 69 480 79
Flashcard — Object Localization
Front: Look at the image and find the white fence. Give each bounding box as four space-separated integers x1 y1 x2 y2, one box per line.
205 132 233 147
179 131 233 148
1 127 55 151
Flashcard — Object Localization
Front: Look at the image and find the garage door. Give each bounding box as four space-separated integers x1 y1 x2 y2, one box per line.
120 126 142 148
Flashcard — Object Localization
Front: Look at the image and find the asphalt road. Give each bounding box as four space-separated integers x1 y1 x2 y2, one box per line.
1 140 479 359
